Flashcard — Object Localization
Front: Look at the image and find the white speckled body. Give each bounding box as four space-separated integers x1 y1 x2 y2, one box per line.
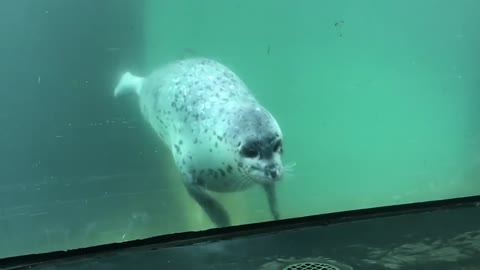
115 57 284 227
139 58 280 191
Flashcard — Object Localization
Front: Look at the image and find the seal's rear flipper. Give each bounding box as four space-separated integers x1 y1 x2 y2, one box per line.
114 72 144 97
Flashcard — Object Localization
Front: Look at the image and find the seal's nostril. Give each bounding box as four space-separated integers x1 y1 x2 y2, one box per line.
265 164 278 178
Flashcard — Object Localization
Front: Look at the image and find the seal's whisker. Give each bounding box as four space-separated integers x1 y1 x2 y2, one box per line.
244 179 251 190
235 173 250 191
238 176 252 191
284 162 297 170
283 167 295 174
283 162 296 174
234 177 245 191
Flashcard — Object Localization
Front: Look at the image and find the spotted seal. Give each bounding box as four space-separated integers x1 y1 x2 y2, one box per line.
114 57 284 227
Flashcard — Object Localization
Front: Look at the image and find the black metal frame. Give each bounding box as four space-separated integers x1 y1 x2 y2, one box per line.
2 195 479 269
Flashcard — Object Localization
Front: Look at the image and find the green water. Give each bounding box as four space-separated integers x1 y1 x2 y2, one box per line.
0 0 479 260
145 0 479 223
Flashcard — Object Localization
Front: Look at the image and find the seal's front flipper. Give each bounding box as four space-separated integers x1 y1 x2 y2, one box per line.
184 181 231 227
263 184 280 220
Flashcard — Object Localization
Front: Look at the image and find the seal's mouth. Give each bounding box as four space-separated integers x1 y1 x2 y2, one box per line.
265 166 281 180
248 165 283 183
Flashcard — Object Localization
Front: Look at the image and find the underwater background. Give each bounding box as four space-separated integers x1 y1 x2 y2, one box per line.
0 0 479 259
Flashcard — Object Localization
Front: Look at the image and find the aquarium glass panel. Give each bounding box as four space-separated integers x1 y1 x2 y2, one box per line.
1 0 479 258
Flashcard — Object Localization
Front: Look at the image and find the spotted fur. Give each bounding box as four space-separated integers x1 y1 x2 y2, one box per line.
114 57 284 227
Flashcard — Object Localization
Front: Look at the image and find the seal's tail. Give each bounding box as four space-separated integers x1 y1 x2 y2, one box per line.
114 72 144 97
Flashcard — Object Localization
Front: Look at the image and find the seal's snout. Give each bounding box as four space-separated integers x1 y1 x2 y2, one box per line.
265 164 280 180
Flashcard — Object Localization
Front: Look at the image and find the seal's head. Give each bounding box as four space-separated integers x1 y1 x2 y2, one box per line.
227 104 284 184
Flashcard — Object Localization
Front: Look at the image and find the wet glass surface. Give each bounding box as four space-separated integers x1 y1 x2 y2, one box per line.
1 0 479 259
3 197 479 270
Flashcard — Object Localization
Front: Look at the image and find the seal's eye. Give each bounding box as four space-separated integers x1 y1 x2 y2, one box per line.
241 147 259 158
273 140 282 153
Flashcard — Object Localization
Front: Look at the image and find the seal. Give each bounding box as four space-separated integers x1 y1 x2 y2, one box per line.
114 57 284 227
